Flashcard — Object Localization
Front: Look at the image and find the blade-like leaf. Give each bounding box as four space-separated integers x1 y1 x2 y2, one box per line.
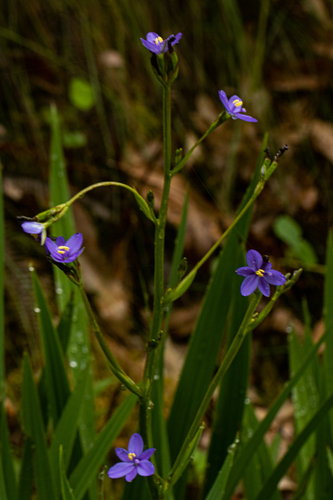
70 392 137 500
21 355 56 500
0 403 17 500
60 446 77 500
203 244 250 495
204 438 236 500
17 438 34 500
254 392 333 500
32 270 71 426
49 369 89 485
0 163 5 401
222 319 333 500
57 292 75 354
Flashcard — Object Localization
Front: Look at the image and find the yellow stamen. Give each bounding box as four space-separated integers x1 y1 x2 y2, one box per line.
232 99 243 107
155 36 163 44
128 453 136 461
255 269 265 277
57 245 70 255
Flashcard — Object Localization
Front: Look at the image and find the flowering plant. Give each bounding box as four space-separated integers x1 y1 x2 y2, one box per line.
218 90 257 122
108 433 155 482
11 27 322 500
140 32 182 55
236 250 286 297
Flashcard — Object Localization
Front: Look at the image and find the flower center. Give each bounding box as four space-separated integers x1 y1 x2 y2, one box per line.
128 453 136 461
57 245 70 255
255 269 265 277
232 99 243 107
154 36 163 45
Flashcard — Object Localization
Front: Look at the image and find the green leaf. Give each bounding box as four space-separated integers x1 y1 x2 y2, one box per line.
21 355 57 500
289 327 317 498
69 77 96 111
242 402 281 500
0 403 17 500
254 392 333 500
17 439 34 500
57 292 75 355
62 130 87 149
32 270 71 426
60 446 77 500
49 370 89 487
70 392 137 500
0 164 4 401
222 320 333 500
0 455 8 500
204 438 237 500
203 244 250 496
273 215 317 264
49 103 76 311
327 447 333 478
323 230 333 440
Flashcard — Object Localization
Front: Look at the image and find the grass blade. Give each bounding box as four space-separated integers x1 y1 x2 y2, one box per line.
60 446 77 500
70 392 137 500
204 439 236 500
32 270 71 426
254 392 333 500
17 439 34 500
0 402 17 500
22 354 56 500
222 319 333 500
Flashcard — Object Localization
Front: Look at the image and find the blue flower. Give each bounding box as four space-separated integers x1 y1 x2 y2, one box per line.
218 90 257 122
141 32 182 55
236 250 286 297
21 221 46 245
108 433 155 482
45 233 84 263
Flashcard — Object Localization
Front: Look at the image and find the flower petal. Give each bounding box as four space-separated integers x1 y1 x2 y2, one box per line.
64 247 84 262
236 267 255 277
21 222 44 234
218 90 230 112
228 95 242 114
108 462 134 479
236 113 258 123
167 33 182 46
246 250 263 271
125 467 138 482
115 448 131 462
263 270 286 286
240 275 259 296
66 233 83 252
146 32 160 42
137 460 155 477
55 236 66 246
262 261 272 271
139 448 155 461
258 278 270 297
128 433 143 456
45 237 59 256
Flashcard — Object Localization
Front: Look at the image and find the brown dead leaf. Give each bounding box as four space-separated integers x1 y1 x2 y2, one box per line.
310 119 333 163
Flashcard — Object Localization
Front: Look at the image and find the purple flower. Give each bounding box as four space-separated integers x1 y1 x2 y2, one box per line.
236 250 286 297
218 90 257 122
45 233 84 263
108 433 155 482
140 32 182 55
21 221 46 245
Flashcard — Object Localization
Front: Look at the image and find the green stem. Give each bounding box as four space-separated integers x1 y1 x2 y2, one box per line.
66 181 143 207
166 293 261 490
165 176 265 303
171 112 228 176
140 84 172 500
78 284 142 398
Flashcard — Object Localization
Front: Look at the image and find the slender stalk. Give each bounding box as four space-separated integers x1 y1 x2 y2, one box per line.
78 284 142 397
66 181 144 207
165 177 266 302
139 84 173 500
165 293 261 491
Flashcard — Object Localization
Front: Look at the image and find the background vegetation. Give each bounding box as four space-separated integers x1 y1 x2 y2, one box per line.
2 0 333 498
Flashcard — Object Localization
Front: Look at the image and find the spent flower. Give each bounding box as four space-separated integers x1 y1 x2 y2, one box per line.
108 433 155 482
236 250 286 297
218 90 257 122
21 221 47 245
141 32 182 55
45 233 84 263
